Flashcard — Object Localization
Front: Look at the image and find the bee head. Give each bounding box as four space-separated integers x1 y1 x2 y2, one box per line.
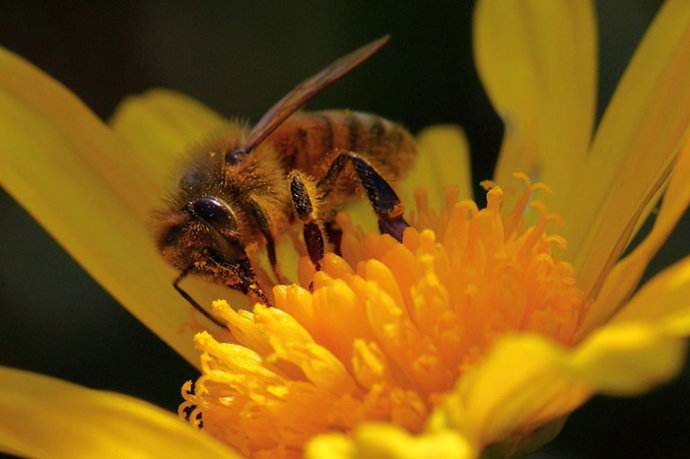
156 196 248 275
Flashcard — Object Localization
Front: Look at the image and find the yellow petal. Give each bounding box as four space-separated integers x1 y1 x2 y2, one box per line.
0 48 150 219
580 135 690 335
0 48 227 367
611 254 690 331
0 366 237 459
475 0 597 198
437 334 589 447
109 89 228 194
405 124 473 204
306 423 476 459
571 323 686 395
568 0 690 294
439 315 688 447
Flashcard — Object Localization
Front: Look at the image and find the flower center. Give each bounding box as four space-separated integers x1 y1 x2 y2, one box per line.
180 176 587 458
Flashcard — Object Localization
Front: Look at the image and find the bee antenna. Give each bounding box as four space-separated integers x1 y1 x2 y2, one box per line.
173 266 226 328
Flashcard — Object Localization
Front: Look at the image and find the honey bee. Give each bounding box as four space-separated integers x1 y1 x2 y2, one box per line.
155 36 417 326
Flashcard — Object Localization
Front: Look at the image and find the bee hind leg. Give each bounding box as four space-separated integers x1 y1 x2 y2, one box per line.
289 172 325 269
318 151 409 241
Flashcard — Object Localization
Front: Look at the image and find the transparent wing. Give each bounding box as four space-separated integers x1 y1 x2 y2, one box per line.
240 35 389 155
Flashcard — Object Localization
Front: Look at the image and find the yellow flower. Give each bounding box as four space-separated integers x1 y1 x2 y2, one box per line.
181 179 584 458
1 1 690 459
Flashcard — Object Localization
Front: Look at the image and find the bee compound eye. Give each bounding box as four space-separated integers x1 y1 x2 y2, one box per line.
190 196 236 230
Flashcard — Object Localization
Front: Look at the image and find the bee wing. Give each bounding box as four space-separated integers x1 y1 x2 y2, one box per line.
241 35 389 154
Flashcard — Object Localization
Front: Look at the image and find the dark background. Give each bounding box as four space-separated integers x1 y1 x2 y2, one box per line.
1 1 688 457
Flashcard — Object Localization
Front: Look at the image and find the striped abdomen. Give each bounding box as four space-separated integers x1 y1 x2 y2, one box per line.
268 110 417 182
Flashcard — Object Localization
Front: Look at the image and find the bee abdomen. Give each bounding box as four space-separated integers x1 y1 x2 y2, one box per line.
316 111 416 179
319 111 395 151
269 110 417 181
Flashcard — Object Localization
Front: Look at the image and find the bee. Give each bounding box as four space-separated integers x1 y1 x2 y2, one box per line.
155 36 417 326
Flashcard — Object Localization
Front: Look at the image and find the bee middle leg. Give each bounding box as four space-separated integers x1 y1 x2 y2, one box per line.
318 151 409 241
289 172 325 268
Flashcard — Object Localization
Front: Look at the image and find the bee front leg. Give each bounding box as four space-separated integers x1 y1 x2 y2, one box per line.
245 198 288 284
289 172 325 269
216 256 270 305
318 151 409 241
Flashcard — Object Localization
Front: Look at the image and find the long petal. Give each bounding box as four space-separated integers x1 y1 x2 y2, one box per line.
437 334 590 448
0 48 225 367
306 423 476 459
439 331 685 447
475 0 597 201
109 88 228 194
610 255 690 330
580 135 690 335
0 367 238 458
440 252 690 449
404 125 473 205
568 0 690 294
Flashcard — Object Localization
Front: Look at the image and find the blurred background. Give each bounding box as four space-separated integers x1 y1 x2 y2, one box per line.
1 0 688 457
